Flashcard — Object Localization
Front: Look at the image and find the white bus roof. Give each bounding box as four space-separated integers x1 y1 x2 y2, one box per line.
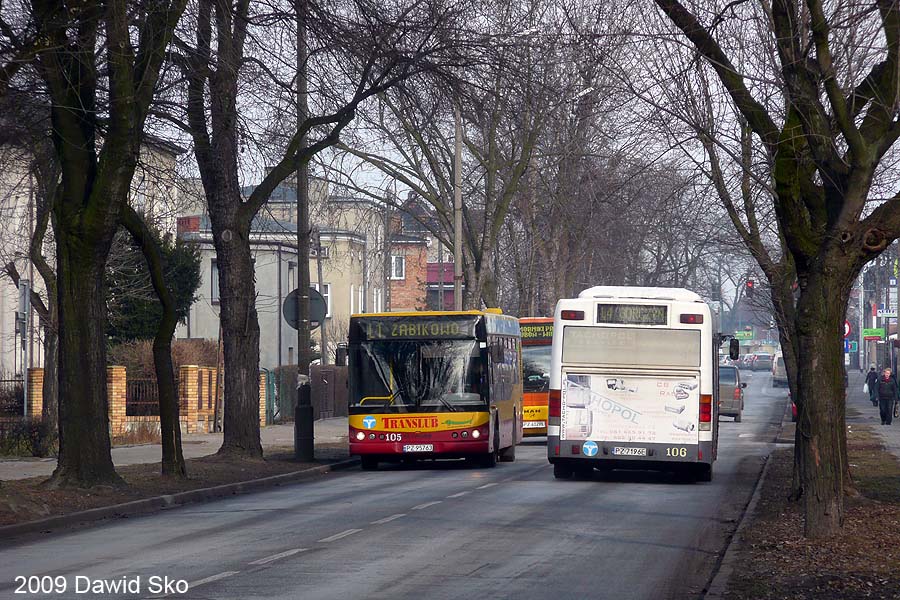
577 286 704 303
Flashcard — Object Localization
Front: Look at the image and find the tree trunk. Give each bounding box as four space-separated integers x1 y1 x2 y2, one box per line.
49 234 120 487
41 321 58 435
214 220 263 458
122 207 186 477
794 275 850 537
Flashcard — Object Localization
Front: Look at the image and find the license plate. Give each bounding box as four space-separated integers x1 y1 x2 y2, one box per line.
402 444 433 453
523 421 546 428
612 447 647 456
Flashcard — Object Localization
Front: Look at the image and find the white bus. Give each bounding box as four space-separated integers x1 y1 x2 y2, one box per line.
547 286 737 482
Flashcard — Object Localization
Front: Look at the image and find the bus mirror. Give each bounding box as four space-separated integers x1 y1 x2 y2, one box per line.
729 338 740 361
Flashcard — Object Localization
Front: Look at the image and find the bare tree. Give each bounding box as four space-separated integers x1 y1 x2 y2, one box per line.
15 0 189 487
636 0 900 537
160 0 467 457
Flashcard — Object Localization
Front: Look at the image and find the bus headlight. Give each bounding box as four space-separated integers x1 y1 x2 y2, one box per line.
471 429 481 439
368 433 376 440
355 431 365 441
461 431 469 438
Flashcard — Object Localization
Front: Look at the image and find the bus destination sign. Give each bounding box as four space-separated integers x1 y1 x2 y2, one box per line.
361 316 477 340
520 323 553 341
597 304 667 326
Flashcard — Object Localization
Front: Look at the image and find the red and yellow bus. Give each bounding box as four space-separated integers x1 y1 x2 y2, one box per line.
520 317 553 436
348 311 523 470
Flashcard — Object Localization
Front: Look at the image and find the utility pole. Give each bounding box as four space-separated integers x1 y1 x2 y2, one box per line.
453 105 463 310
438 240 445 310
315 228 328 365
294 0 313 461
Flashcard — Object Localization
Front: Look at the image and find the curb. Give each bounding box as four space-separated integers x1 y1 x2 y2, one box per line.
0 457 359 541
703 399 789 599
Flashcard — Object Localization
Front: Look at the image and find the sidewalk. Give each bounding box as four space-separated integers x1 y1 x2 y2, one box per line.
847 369 900 457
0 417 348 481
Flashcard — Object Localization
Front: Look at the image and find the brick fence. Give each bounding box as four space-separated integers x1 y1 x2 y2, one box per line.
21 366 267 436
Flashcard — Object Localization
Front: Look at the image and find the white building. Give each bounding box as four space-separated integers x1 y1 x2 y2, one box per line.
176 186 387 369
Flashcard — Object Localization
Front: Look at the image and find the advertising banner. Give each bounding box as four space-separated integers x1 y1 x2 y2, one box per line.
561 373 700 445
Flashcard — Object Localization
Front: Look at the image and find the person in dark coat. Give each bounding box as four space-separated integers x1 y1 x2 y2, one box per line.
866 366 880 406
877 368 899 425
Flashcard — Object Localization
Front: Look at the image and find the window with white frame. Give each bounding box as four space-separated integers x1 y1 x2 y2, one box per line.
350 284 355 314
313 282 331 317
358 286 365 314
211 259 220 303
390 255 405 280
287 261 296 292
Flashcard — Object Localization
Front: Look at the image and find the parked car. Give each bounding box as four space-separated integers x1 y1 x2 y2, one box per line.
772 353 788 387
719 365 746 422
753 353 774 372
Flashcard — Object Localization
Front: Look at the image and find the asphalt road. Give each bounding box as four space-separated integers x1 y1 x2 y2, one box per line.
0 371 787 600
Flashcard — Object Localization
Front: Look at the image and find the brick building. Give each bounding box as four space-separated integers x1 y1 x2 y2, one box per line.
388 234 428 311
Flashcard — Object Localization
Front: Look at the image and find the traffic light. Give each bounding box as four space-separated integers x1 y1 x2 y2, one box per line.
746 280 755 297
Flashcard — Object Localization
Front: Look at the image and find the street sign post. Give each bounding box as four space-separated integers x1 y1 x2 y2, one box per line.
283 287 327 331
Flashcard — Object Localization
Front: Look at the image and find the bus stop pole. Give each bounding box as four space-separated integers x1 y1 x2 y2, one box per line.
295 376 314 461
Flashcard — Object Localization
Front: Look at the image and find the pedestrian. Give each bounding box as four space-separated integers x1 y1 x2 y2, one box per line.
877 368 898 425
866 366 880 407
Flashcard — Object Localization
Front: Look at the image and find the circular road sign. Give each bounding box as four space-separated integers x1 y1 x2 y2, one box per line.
844 320 851 339
283 287 327 331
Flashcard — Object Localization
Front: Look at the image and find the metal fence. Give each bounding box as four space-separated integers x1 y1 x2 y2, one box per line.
0 378 24 415
126 378 160 416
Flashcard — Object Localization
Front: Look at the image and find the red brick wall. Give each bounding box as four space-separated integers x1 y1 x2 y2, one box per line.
390 244 428 311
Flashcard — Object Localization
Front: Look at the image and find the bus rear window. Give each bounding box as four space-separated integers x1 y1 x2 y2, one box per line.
561 327 701 368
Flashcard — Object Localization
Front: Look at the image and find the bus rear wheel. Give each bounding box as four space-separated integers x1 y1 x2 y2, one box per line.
695 463 713 482
553 463 574 479
361 456 379 471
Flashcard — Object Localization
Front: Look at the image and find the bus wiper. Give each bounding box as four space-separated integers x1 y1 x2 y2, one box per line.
434 395 459 412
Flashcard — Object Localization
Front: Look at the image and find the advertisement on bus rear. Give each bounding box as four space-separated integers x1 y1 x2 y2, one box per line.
561 373 700 445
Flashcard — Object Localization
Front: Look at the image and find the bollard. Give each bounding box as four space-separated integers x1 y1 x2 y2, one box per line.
295 376 314 461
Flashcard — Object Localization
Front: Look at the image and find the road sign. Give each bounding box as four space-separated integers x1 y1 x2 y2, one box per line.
877 309 897 318
863 327 885 341
844 320 851 339
734 331 753 340
283 287 327 330
849 341 858 353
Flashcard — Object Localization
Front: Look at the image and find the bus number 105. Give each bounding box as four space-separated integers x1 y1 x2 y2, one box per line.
386 433 402 442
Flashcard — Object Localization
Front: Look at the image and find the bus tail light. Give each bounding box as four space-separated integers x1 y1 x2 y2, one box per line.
549 389 561 417
561 310 584 321
679 314 704 324
699 394 712 431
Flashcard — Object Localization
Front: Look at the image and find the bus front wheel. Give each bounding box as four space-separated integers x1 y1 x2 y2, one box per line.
499 443 516 462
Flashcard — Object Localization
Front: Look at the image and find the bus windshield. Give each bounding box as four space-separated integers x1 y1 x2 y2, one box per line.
523 345 551 392
350 339 486 411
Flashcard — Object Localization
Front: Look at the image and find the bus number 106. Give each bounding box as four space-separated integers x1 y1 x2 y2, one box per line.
666 447 688 458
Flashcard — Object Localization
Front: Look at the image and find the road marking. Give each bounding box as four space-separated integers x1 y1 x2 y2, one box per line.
738 433 754 438
371 513 406 524
189 571 239 588
412 500 442 510
248 548 308 565
318 528 363 543
476 483 498 489
447 491 471 498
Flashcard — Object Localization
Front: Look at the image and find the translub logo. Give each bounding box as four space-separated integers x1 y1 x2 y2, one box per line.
362 416 377 429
